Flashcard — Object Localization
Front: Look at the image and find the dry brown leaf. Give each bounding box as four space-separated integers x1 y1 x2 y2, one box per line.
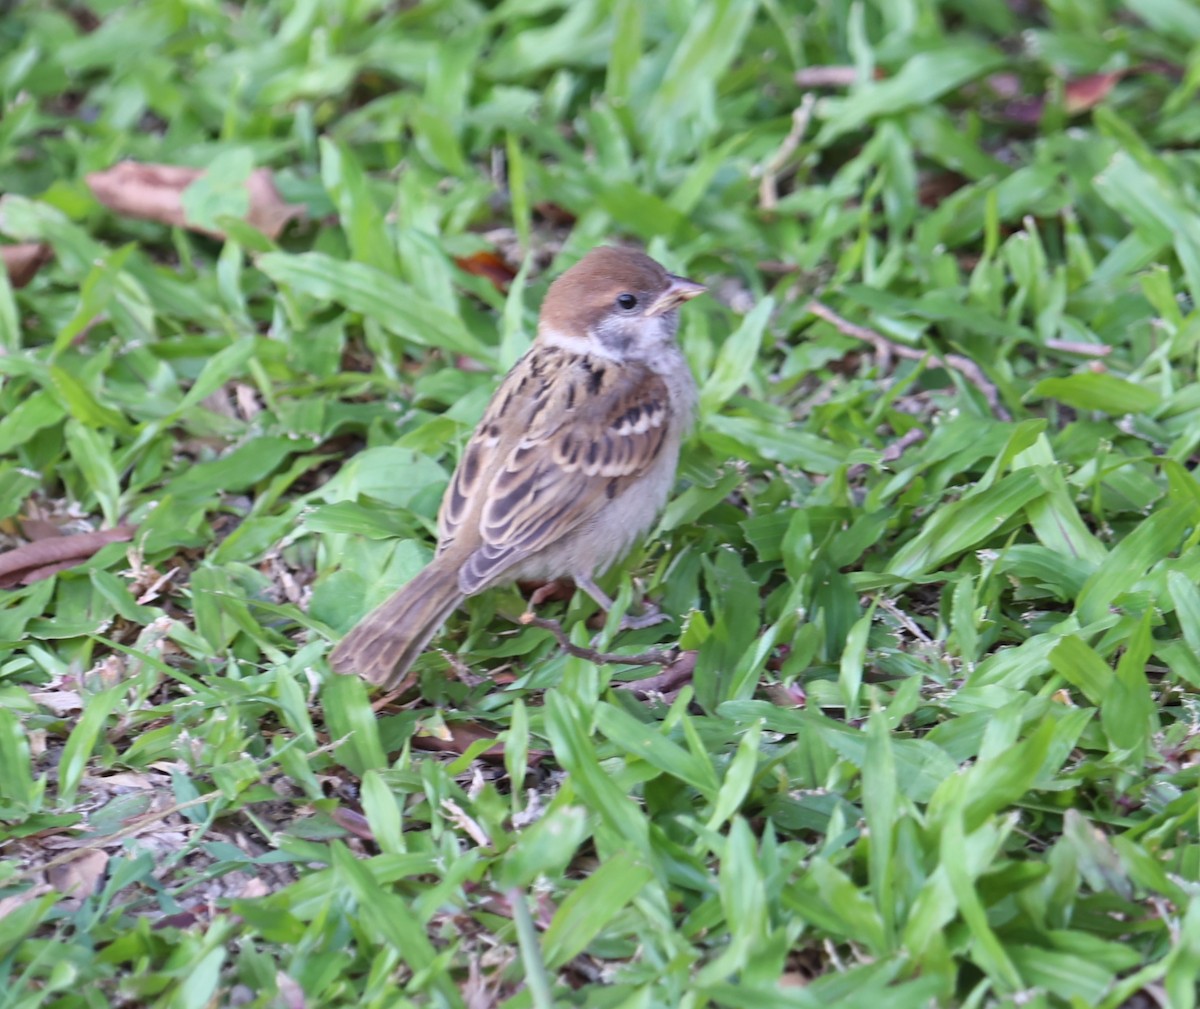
86 161 305 240
763 682 808 708
1064 72 1124 114
410 721 548 766
1 243 52 288
412 722 503 759
155 911 201 929
330 807 374 841
97 770 169 790
18 518 65 541
27 689 83 716
46 849 109 898
455 249 517 293
533 201 577 226
239 877 272 899
992 70 1125 123
0 525 137 588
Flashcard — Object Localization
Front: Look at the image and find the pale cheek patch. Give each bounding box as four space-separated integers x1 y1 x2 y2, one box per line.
538 325 622 361
595 315 635 355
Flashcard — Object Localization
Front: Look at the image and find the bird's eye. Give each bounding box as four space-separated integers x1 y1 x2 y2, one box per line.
616 293 638 311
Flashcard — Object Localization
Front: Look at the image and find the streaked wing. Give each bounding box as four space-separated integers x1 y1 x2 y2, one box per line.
436 345 555 552
437 346 670 593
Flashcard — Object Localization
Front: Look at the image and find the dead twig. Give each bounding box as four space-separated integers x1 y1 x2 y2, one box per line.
794 66 861 88
514 612 675 667
1044 338 1111 357
617 651 698 697
758 94 818 212
0 525 137 588
877 596 934 646
847 427 928 480
880 427 927 463
442 798 493 848
807 300 1011 421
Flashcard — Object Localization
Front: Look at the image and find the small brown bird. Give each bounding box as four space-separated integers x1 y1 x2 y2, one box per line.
329 246 706 690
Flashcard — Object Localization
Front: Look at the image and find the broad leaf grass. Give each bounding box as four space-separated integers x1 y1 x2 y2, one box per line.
3 1 1200 1006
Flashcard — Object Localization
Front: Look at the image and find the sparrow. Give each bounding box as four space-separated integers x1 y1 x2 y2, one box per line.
329 245 706 690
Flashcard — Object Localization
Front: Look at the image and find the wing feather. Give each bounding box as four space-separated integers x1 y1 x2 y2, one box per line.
435 346 671 594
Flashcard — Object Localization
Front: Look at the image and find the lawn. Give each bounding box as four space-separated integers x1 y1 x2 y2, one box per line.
3 0 1200 1006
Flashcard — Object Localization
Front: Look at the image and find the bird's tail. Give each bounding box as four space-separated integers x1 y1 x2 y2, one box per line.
329 560 464 691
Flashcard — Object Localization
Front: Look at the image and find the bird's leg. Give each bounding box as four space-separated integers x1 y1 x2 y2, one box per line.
515 579 573 626
513 581 673 666
574 574 668 631
526 579 572 609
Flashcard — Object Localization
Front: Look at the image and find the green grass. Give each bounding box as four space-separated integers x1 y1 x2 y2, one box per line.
3 0 1200 1006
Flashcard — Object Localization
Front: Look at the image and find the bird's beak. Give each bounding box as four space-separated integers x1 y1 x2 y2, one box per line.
646 274 706 316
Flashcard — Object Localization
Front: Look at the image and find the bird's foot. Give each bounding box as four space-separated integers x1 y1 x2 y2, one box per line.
617 604 669 631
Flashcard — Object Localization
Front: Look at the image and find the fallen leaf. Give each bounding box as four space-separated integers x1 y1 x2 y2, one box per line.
27 689 83 716
96 771 169 790
763 682 808 708
412 721 547 765
1 243 52 288
330 807 374 840
455 249 516 293
533 201 576 226
17 518 65 541
239 877 271 899
0 525 137 588
992 70 1125 123
1064 72 1123 114
412 722 503 758
46 849 109 898
154 911 201 930
86 162 305 240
